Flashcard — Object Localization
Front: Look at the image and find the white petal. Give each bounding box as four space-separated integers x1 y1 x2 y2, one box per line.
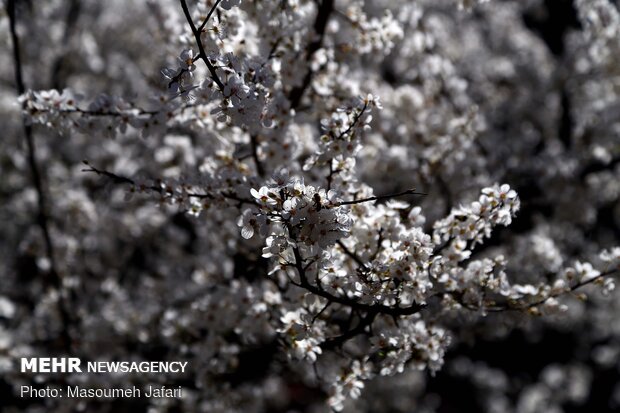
241 225 255 239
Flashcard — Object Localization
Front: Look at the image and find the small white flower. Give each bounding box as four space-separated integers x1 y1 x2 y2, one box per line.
408 206 426 227
237 209 266 239
574 261 601 282
178 49 196 71
250 186 278 206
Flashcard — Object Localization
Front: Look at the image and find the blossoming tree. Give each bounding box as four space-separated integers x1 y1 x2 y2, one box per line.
1 0 620 411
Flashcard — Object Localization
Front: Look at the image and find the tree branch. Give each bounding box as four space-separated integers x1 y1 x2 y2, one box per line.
321 309 378 350
441 268 620 313
290 242 425 321
250 134 265 177
8 0 58 285
82 161 254 205
7 0 72 350
287 0 334 109
335 188 426 207
336 240 369 272
179 0 225 91
198 0 223 33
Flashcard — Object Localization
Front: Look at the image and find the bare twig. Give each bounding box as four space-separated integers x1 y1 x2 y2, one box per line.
250 134 265 177
179 0 225 91
335 188 426 207
198 0 223 33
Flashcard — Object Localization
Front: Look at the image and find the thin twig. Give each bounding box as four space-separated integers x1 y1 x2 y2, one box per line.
323 103 368 189
82 161 254 205
321 310 378 350
311 301 332 324
8 0 58 284
335 188 426 207
326 161 336 191
440 268 619 313
7 0 72 349
179 0 225 91
336 240 368 271
334 102 367 140
25 102 196 122
250 134 265 177
198 0 223 33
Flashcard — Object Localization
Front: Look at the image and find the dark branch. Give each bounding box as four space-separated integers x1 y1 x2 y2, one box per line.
8 0 58 284
250 134 265 177
334 102 368 140
335 188 426 207
336 240 368 271
290 241 425 322
7 0 72 349
321 310 378 350
82 161 254 205
287 0 334 109
50 0 81 89
26 102 195 121
441 268 620 313
179 0 225 91
198 0 223 33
